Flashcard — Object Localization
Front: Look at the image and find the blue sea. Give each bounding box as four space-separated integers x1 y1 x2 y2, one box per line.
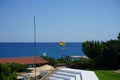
0 42 85 59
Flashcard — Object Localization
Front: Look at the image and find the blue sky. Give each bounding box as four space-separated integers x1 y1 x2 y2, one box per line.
0 0 120 42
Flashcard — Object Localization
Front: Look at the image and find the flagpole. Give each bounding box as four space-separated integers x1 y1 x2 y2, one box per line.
34 16 36 80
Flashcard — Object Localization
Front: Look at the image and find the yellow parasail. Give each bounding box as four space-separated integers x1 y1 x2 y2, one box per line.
59 41 65 46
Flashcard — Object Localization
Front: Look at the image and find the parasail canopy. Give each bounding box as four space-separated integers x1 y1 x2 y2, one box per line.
59 41 65 47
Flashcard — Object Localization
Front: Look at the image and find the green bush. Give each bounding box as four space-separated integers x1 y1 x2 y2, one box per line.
70 58 93 69
41 56 57 66
0 64 17 80
8 63 29 72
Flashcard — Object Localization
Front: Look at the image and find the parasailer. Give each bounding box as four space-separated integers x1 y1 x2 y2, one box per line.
59 41 66 51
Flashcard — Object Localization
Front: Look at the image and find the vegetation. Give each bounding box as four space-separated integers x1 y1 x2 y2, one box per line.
95 70 120 80
8 63 29 72
0 64 17 80
82 33 120 69
41 56 57 66
0 63 29 80
41 55 92 69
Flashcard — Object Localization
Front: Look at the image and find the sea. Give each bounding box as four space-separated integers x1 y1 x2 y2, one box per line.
0 42 85 59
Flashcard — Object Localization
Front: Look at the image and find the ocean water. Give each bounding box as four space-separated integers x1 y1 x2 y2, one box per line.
0 42 85 59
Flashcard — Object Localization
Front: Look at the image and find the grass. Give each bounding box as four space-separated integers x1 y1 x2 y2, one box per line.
94 70 120 80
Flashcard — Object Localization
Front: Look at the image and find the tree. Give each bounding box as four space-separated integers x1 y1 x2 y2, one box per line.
82 33 120 69
82 41 104 69
102 39 120 69
117 33 120 40
82 41 104 59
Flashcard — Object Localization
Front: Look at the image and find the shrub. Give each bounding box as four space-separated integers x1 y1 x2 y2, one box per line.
0 63 17 80
8 63 28 72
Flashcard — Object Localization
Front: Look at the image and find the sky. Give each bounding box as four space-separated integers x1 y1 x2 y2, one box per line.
0 0 120 42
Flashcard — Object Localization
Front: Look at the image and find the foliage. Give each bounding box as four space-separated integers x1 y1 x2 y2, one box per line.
78 58 93 69
41 55 92 69
82 33 120 69
57 55 71 66
95 70 120 80
82 41 104 59
41 56 57 66
0 63 17 80
8 63 29 72
0 63 30 80
102 40 120 69
41 55 71 66
117 33 120 40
